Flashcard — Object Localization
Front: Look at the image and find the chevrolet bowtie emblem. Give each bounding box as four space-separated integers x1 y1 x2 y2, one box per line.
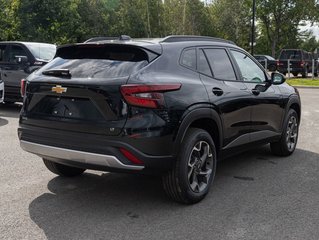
52 85 67 94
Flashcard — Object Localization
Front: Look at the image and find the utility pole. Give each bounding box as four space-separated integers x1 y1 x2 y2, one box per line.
251 0 256 55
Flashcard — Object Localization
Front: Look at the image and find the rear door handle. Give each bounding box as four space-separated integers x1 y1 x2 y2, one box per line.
212 87 224 96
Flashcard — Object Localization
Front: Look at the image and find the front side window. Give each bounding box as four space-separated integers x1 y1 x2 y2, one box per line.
204 48 236 80
9 45 28 63
0 45 8 62
230 50 266 83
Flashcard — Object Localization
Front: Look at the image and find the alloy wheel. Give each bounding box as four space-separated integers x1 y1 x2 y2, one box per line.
286 116 298 151
187 141 214 193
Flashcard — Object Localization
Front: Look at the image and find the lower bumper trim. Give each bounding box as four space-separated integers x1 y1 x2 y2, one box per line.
20 140 144 170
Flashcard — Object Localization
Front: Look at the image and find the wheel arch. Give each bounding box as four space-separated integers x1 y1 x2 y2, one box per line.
286 95 301 120
174 108 223 157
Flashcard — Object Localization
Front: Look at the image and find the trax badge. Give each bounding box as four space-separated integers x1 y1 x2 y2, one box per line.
52 85 67 94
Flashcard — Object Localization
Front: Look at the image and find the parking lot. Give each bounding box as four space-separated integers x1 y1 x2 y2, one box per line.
0 88 318 240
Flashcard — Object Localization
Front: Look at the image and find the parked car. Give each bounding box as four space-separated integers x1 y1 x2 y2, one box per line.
18 35 301 204
311 52 319 76
0 78 4 103
254 55 277 72
0 41 56 103
277 49 317 78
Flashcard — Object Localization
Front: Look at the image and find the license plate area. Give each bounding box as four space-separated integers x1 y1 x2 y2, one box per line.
28 95 106 122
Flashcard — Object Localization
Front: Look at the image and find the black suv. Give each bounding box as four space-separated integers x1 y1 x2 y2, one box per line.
277 49 317 78
18 36 301 204
0 41 56 103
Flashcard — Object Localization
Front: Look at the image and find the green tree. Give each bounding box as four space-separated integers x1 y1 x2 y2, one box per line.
256 0 319 57
209 0 252 49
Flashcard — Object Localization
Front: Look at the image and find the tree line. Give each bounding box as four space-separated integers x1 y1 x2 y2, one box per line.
0 0 318 57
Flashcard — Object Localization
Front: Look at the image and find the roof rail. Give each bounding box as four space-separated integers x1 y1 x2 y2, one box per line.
160 35 236 45
84 35 132 43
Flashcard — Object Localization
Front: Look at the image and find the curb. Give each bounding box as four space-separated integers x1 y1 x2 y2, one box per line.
292 86 319 89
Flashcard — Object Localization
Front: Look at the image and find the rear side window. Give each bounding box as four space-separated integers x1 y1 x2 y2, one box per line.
198 49 212 77
279 50 302 60
181 48 196 70
37 45 150 79
204 48 236 80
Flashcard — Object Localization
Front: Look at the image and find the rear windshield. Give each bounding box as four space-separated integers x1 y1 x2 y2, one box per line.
279 50 302 60
24 43 56 61
37 45 149 78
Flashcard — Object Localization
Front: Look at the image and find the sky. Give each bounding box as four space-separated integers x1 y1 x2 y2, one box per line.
299 22 319 40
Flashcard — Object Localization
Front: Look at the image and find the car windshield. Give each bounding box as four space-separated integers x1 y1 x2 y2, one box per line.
266 55 275 60
279 50 302 60
25 43 56 61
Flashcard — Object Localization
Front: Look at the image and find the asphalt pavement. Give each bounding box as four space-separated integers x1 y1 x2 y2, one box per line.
0 88 319 240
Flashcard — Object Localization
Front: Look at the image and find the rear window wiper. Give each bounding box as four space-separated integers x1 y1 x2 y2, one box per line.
42 69 71 78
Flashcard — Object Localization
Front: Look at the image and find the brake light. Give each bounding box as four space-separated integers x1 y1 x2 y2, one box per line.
300 61 305 67
119 148 143 165
277 61 283 66
120 84 181 109
20 79 26 97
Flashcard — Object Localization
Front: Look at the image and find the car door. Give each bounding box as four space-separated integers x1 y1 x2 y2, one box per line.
229 49 285 140
0 43 10 79
3 44 32 88
197 47 253 148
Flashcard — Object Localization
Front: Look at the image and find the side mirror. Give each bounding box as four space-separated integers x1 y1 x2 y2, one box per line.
271 72 286 85
15 55 28 65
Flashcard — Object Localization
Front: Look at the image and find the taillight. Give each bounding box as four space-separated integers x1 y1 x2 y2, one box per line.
119 148 143 165
20 79 26 97
120 84 181 109
277 61 283 66
300 61 305 67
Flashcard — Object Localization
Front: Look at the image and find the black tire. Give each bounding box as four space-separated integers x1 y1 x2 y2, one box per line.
314 72 318 77
43 159 86 177
269 65 276 72
270 109 299 156
292 73 299 77
162 128 217 204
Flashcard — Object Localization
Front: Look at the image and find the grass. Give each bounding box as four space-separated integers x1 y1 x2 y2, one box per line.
286 78 319 87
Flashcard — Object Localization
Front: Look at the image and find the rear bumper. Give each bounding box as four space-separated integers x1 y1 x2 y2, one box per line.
18 124 174 172
20 140 144 171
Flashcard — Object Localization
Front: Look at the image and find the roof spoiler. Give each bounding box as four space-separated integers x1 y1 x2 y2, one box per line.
84 35 132 43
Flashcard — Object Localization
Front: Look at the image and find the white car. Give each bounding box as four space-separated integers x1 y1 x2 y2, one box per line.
0 79 4 103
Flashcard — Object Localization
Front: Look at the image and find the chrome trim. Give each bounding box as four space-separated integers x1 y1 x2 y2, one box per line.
20 140 144 170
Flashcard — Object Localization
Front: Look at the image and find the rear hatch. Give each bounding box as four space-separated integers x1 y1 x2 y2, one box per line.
278 50 303 70
21 43 159 136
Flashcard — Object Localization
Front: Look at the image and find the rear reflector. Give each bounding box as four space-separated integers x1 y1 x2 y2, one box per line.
119 148 143 165
20 79 26 97
120 84 181 109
